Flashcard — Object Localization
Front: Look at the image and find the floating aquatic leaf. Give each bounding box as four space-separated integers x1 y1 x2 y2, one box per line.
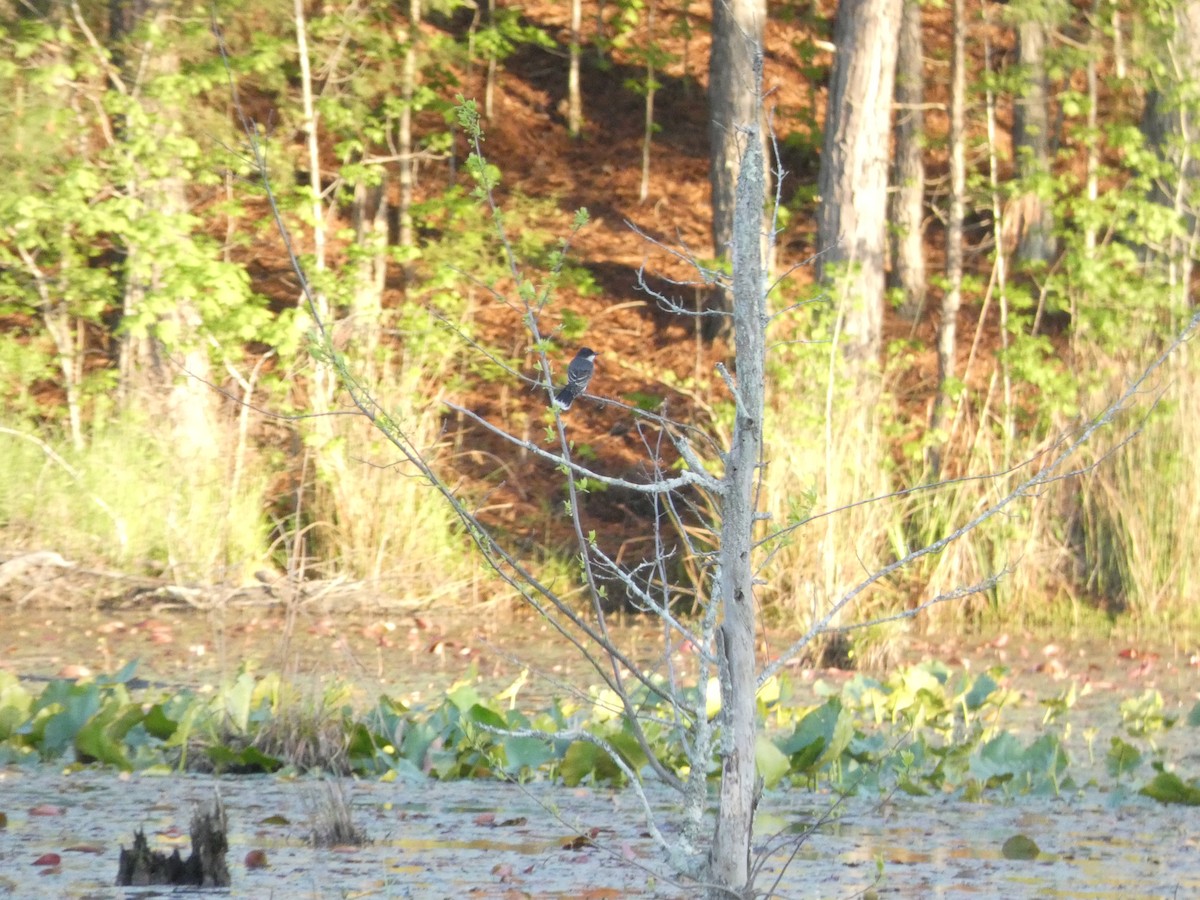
1139 770 1200 806
1002 833 1039 860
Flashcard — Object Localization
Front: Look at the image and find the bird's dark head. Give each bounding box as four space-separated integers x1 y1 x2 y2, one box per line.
577 347 597 361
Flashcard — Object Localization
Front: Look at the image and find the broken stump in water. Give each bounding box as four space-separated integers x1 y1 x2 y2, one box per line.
116 793 230 887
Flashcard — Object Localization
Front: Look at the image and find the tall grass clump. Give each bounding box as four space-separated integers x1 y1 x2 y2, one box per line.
756 284 1095 637
301 302 481 604
1078 356 1200 625
756 304 895 640
0 412 272 581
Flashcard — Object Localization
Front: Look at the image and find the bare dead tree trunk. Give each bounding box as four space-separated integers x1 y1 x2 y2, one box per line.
708 73 765 900
889 0 926 321
816 0 903 368
929 0 965 476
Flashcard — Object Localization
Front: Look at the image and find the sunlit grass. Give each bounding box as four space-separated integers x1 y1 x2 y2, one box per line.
0 412 271 581
1077 353 1200 625
755 325 895 650
752 304 1200 638
300 313 483 605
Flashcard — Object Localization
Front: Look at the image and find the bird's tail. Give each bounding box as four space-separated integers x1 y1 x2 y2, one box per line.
553 387 575 409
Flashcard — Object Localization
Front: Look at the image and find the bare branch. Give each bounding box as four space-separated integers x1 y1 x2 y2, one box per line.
445 401 723 495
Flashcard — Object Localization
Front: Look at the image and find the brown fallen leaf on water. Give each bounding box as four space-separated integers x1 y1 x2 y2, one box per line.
33 853 61 866
362 622 397 648
29 805 65 817
1036 658 1067 679
308 618 336 637
1128 657 1157 678
244 849 269 869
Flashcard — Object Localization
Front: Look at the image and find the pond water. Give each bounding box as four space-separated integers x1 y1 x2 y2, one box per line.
2 768 1197 898
1 604 1198 897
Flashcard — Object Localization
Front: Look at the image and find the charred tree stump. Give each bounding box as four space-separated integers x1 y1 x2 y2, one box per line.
116 794 230 887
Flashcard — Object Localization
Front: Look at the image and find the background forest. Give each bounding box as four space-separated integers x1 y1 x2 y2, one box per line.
1 0 1198 635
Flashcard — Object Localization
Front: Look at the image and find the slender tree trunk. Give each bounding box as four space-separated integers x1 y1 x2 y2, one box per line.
295 0 325 287
707 0 765 337
816 0 903 368
294 0 334 423
16 4 84 450
984 23 1014 464
639 0 656 202
568 0 582 136
400 0 422 250
1084 0 1101 259
929 0 966 476
18 249 85 451
708 66 765 900
889 0 926 321
485 0 496 118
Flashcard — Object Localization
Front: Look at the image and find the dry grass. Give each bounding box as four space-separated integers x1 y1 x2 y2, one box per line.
308 780 369 848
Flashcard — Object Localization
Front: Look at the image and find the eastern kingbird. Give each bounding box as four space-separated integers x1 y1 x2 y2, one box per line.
553 347 597 410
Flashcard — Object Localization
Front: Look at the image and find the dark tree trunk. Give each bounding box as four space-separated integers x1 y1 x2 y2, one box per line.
929 0 966 476
889 0 926 320
1142 0 1200 311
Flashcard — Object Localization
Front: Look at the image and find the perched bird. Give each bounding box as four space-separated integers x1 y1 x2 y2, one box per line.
553 347 598 410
